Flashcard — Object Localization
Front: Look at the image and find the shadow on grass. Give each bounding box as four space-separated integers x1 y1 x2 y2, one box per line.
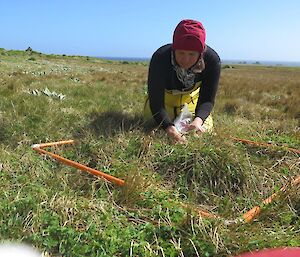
85 111 144 137
0 125 9 143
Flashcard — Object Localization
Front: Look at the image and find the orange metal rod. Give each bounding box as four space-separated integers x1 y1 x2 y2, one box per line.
180 202 218 219
32 140 75 149
32 146 125 186
243 175 300 222
198 209 218 219
230 136 300 154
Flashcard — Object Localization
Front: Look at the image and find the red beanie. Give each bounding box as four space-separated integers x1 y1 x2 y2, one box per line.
172 19 206 53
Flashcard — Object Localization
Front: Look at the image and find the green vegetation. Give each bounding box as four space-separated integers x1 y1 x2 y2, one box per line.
0 48 299 256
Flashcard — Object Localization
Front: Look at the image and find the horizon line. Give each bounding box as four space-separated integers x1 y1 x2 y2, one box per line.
98 56 300 64
1 48 299 64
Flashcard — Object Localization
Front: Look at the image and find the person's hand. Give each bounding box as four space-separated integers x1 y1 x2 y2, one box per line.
185 117 206 133
166 125 187 144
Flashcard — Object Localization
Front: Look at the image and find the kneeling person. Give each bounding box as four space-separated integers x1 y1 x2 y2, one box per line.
144 19 221 143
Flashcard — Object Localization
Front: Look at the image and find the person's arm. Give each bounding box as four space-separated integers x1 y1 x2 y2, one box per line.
148 49 186 143
147 52 174 129
195 49 221 121
186 49 221 133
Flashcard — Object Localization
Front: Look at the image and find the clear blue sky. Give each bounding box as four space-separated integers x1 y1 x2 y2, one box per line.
1 0 299 62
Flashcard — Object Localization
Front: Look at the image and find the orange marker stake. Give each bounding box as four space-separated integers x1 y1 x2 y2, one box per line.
230 136 300 154
180 202 218 219
197 209 218 219
243 175 300 222
31 140 75 149
32 143 125 186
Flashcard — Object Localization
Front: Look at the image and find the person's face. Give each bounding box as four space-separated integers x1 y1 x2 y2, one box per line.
174 50 200 70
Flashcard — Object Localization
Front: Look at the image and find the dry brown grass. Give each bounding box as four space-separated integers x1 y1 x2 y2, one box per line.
218 66 300 121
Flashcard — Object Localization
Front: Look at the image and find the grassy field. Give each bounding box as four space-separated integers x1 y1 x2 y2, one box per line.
0 48 299 256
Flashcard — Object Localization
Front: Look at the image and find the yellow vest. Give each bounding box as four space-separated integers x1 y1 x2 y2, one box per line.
144 82 213 130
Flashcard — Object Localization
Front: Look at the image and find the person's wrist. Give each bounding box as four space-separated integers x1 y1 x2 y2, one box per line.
194 117 203 126
166 125 177 134
166 125 187 144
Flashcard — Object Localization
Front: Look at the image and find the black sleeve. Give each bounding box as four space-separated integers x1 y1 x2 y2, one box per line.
195 49 221 121
147 52 174 129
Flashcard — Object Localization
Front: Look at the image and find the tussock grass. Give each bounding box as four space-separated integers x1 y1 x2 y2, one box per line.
0 48 299 256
